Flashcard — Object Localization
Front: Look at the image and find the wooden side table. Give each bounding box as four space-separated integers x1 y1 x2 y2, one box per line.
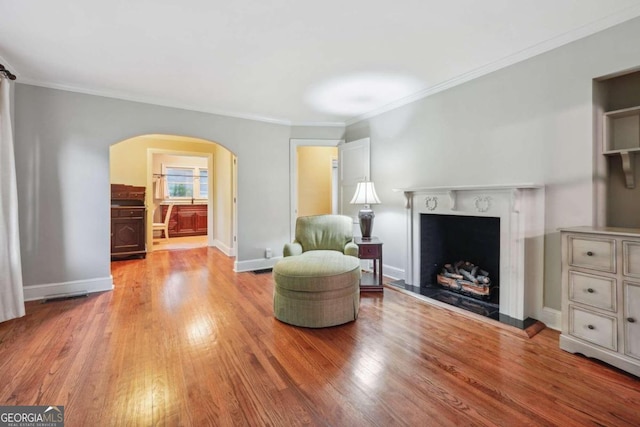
355 236 384 292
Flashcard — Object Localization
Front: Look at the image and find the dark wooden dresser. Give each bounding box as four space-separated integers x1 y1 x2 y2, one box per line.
111 184 146 259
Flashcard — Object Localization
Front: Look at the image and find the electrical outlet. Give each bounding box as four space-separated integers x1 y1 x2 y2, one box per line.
265 248 272 259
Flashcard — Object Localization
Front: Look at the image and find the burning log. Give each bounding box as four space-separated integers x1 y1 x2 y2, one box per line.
436 260 492 298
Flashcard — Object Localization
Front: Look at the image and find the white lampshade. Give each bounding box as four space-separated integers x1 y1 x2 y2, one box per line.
350 181 381 205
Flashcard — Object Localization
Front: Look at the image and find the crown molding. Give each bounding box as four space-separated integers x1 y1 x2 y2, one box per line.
345 5 640 126
17 78 344 127
289 121 345 127
17 78 293 125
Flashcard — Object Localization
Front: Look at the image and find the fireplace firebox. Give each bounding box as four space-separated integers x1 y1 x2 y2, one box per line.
420 214 500 304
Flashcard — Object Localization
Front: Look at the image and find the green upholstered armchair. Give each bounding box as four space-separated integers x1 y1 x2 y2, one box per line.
284 214 359 257
274 214 361 327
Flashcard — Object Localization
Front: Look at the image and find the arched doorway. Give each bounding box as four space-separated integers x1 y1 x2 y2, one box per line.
109 134 237 260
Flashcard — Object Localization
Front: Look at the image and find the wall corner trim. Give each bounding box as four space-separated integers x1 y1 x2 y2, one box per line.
381 264 405 281
212 240 235 257
234 257 281 273
538 307 562 331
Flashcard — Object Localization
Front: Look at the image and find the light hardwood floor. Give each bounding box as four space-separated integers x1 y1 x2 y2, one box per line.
152 235 208 252
1 247 639 426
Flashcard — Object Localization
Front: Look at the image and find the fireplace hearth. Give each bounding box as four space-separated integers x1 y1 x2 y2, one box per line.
418 285 499 319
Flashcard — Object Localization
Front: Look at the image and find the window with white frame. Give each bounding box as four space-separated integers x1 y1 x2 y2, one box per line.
199 169 208 198
164 166 208 199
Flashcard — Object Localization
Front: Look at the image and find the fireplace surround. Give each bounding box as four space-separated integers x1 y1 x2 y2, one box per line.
396 184 545 325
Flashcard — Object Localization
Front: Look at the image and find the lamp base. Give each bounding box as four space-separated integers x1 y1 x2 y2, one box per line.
358 208 375 240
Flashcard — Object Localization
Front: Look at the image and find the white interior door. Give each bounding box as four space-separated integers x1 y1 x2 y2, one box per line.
338 137 371 234
331 158 339 214
231 155 238 256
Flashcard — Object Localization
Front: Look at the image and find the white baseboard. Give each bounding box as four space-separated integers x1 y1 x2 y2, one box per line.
382 264 405 281
234 258 405 277
360 261 404 281
213 239 235 256
23 276 114 301
538 307 561 331
234 257 281 272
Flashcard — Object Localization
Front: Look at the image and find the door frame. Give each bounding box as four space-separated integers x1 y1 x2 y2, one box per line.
231 155 238 257
289 138 344 239
146 148 214 250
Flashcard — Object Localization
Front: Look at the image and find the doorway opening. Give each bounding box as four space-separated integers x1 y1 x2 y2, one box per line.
109 134 237 261
150 152 210 251
289 139 342 237
289 138 371 240
296 145 339 217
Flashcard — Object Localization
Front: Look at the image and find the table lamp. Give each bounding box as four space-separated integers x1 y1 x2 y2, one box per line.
350 180 381 240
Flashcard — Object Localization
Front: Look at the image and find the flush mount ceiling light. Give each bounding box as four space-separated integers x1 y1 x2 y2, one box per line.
306 73 423 117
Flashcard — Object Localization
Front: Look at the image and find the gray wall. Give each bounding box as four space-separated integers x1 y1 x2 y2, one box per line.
13 85 344 286
346 17 640 311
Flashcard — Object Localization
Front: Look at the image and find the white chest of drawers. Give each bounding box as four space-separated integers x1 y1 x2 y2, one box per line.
560 227 640 376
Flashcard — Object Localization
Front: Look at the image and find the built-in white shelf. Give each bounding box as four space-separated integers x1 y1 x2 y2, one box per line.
603 150 637 189
604 106 640 152
603 106 640 189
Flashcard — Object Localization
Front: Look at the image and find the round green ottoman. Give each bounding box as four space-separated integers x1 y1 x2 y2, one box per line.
273 250 361 328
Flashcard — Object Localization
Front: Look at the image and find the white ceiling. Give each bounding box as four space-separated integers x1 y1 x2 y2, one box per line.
2 0 640 126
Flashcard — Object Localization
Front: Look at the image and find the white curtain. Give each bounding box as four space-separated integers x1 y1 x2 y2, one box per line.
0 76 25 322
154 175 167 199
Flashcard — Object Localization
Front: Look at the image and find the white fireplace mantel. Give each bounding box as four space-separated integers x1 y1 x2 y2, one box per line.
395 183 545 322
394 183 543 192
394 183 543 209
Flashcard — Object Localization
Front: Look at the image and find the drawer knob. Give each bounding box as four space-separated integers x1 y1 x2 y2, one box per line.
587 288 595 294
586 251 594 256
587 324 595 330
628 318 637 323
